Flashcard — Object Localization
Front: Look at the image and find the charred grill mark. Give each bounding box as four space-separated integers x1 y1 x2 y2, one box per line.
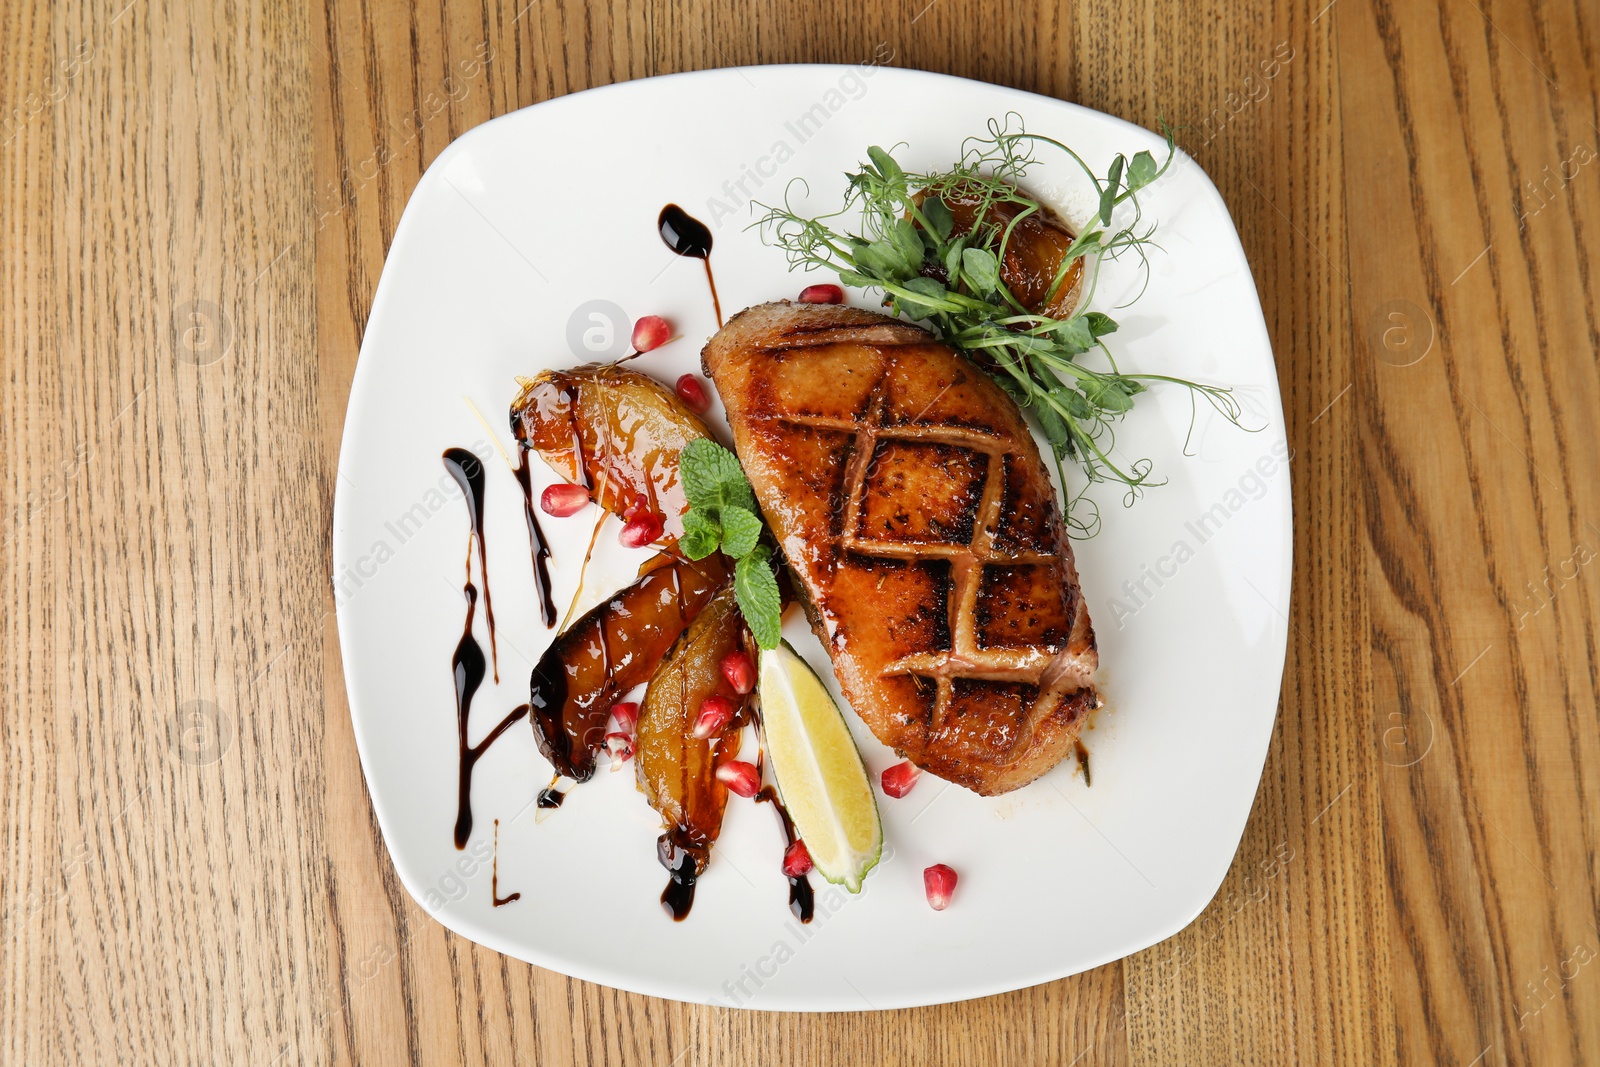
927 560 954 653
828 437 858 539
992 453 1057 555
746 412 1005 445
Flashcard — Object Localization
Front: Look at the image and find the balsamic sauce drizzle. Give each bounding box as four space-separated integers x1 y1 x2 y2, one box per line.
443 448 499 681
491 818 521 907
444 447 529 849
455 702 530 850
536 776 568 810
657 830 702 922
756 786 816 923
658 204 722 327
511 448 558 628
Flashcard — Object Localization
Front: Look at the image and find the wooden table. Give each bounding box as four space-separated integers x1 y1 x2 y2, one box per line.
5 0 1597 1062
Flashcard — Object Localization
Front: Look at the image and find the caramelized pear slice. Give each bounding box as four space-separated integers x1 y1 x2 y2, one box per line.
915 182 1084 319
636 584 753 918
511 364 710 542
528 553 727 782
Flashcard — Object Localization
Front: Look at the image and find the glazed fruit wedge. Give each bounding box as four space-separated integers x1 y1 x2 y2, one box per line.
758 643 882 892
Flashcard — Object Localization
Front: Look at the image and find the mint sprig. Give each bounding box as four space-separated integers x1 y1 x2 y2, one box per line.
679 439 783 649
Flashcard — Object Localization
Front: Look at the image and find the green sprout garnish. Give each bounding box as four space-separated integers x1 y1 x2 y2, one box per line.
753 114 1249 537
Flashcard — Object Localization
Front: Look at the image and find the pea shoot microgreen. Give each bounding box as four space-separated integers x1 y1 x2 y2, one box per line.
753 115 1249 536
678 438 782 649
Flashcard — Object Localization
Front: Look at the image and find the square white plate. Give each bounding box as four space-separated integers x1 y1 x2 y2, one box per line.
333 63 1291 1011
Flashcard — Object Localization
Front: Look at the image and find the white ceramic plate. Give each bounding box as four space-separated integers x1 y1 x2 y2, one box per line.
334 64 1291 1011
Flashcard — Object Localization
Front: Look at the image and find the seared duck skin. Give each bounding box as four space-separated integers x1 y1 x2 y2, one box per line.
702 301 1098 795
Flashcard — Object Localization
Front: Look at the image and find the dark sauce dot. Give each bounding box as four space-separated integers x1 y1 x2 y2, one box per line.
658 204 721 326
658 204 712 259
657 831 705 921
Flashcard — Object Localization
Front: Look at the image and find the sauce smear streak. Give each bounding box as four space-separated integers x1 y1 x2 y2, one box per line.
444 447 528 848
756 785 815 923
512 450 558 628
444 448 500 680
492 819 521 907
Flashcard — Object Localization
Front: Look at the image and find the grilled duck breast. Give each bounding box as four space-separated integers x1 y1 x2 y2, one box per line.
703 301 1099 796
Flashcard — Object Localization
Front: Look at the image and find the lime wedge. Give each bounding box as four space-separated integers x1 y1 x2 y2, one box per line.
759 642 882 892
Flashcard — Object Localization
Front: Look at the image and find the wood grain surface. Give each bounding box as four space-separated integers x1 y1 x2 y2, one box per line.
3 0 1597 1062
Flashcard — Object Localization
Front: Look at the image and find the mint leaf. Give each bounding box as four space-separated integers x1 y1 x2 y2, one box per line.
678 442 782 645
680 508 722 560
680 439 756 512
734 547 783 650
719 505 763 558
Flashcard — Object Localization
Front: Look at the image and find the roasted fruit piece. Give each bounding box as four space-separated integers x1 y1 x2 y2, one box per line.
915 181 1084 318
635 585 753 918
510 364 710 542
528 553 727 782
703 301 1099 796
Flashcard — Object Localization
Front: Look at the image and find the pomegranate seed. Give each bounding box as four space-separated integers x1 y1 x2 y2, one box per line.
604 731 634 763
692 695 735 739
631 315 671 353
924 863 957 911
715 760 761 798
675 373 711 413
621 492 648 521
540 482 590 517
798 283 844 304
610 701 639 734
618 509 664 548
782 840 813 878
719 650 755 695
881 760 921 798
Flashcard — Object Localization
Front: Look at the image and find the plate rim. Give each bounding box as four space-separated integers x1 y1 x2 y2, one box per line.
333 61 1292 1011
